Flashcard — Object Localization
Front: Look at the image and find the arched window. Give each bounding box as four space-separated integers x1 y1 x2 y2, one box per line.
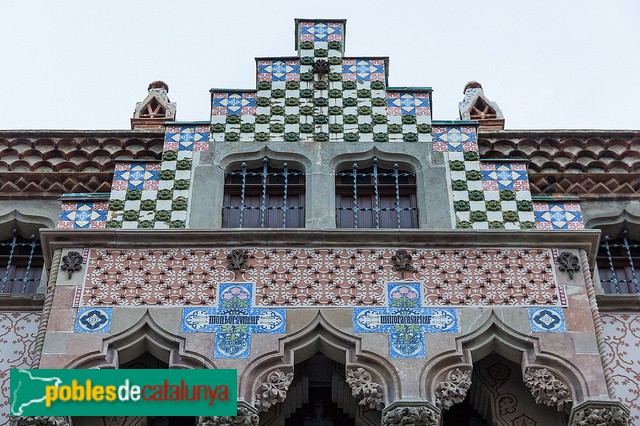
222 157 305 228
0 229 43 295
597 230 640 294
335 158 418 228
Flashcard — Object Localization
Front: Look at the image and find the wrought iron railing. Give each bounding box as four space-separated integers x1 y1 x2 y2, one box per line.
598 230 640 294
223 157 305 228
0 229 43 295
336 157 419 229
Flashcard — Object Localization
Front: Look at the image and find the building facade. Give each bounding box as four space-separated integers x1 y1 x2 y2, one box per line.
1 19 639 426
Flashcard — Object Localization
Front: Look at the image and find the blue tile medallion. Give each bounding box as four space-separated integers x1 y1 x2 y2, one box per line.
75 307 112 333
529 307 566 333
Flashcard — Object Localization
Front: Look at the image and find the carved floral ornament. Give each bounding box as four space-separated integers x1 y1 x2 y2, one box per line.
570 405 629 426
61 251 83 279
523 367 572 411
382 405 440 426
226 249 250 275
434 368 473 410
198 406 259 426
391 249 415 279
556 251 580 280
10 417 70 426
254 369 294 412
345 367 385 411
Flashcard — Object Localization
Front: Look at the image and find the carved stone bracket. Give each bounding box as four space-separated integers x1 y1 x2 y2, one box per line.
557 251 580 280
61 251 83 279
346 367 385 411
312 60 330 78
255 369 294 412
198 403 259 426
226 249 249 276
391 249 415 279
382 401 441 426
434 368 472 411
524 367 572 411
10 417 70 426
568 399 630 426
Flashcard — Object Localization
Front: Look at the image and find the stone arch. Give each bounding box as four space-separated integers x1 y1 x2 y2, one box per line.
218 145 312 172
421 311 588 407
65 310 215 369
239 311 400 408
329 146 422 172
0 209 55 240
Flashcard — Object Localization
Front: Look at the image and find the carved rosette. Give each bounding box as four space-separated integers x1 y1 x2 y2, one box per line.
570 406 629 426
524 367 572 411
10 417 70 426
198 406 259 426
346 367 385 411
255 369 294 412
434 368 472 410
382 405 440 426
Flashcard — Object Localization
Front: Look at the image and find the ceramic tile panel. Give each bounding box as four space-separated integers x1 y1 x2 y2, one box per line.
298 21 343 43
58 201 108 229
0 311 40 424
343 59 385 82
481 163 529 191
533 201 584 230
257 60 300 82
164 125 209 152
354 282 458 358
433 126 477 152
182 283 285 358
74 307 112 333
528 307 566 333
80 248 560 307
601 314 640 425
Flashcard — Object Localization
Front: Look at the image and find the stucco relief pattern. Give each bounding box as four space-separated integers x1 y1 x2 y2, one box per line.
0 312 41 424
601 313 640 425
80 248 558 307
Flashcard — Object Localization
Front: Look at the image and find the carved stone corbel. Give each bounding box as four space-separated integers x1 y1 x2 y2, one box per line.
523 367 572 411
556 252 580 280
226 249 249 276
382 401 440 426
61 251 83 279
10 417 70 426
434 368 472 410
255 369 294 412
198 403 259 426
568 399 630 426
346 367 385 411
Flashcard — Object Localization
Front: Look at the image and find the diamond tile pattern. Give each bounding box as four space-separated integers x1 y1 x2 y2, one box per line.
58 201 108 229
534 201 584 230
257 60 300 82
481 163 529 191
433 126 478 152
299 21 343 42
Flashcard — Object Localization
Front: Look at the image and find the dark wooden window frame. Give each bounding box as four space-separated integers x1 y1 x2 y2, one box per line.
0 229 43 295
222 157 305 228
335 158 419 229
597 230 640 294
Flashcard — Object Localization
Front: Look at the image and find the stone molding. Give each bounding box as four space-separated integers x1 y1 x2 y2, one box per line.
569 399 630 426
434 368 472 410
198 403 259 426
346 367 385 411
31 249 62 368
255 369 294 412
382 401 440 426
10 417 70 426
523 367 572 411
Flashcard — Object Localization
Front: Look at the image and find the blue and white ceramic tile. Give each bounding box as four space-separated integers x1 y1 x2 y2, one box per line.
181 283 285 358
353 282 458 358
529 307 566 333
75 307 112 333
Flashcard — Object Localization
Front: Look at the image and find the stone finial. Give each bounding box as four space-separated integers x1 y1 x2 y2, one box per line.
523 367 572 411
255 369 294 412
346 367 385 411
458 81 505 130
434 368 472 410
198 404 259 426
131 80 177 130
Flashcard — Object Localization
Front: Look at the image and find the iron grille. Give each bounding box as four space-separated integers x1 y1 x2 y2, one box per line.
597 230 640 294
222 157 305 228
336 158 419 229
0 229 43 295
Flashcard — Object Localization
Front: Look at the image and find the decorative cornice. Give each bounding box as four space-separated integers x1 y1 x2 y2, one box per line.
346 367 385 411
523 367 572 411
434 368 472 411
595 294 640 313
255 369 294 412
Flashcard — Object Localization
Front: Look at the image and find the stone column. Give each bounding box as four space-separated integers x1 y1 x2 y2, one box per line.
382 401 441 426
10 416 70 426
568 399 630 426
198 402 259 426
305 163 336 228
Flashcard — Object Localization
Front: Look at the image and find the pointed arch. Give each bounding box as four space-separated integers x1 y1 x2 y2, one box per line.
420 310 589 403
239 311 401 406
65 310 215 369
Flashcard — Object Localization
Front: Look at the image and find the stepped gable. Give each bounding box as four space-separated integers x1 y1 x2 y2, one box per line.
0 130 163 198
478 130 640 199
